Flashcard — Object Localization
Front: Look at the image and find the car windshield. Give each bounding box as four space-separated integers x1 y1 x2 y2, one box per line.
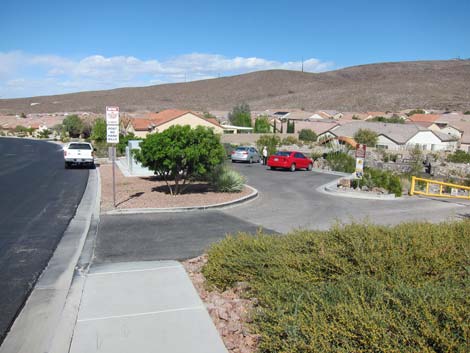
236 147 248 151
68 143 92 150
274 151 291 156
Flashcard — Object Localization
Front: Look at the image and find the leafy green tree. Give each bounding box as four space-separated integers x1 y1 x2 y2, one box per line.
354 128 378 147
62 115 84 138
90 118 107 142
254 116 271 133
14 125 30 136
406 109 426 117
464 111 470 115
299 129 317 142
229 103 252 127
256 134 280 156
117 133 142 155
134 125 225 195
369 115 404 124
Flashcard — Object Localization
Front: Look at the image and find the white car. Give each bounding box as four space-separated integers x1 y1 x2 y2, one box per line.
63 142 95 169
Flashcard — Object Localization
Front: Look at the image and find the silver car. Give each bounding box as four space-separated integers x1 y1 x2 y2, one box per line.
231 146 261 163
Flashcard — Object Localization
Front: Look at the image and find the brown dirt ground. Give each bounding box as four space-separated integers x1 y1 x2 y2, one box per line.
99 164 252 212
183 255 260 353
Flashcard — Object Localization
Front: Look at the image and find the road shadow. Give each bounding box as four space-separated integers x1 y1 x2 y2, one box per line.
116 191 145 207
151 183 215 195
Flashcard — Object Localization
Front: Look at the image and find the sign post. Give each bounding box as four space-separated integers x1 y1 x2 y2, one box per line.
106 106 120 208
355 144 366 179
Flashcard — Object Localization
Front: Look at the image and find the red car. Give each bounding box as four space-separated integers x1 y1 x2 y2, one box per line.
267 151 313 172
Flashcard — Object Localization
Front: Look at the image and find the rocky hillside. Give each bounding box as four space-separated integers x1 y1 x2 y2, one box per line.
1 60 469 114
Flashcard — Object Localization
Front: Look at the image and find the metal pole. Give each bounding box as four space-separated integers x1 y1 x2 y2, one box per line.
112 146 116 208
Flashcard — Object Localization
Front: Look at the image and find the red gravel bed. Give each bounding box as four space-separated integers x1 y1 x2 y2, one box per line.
100 164 252 212
183 256 260 353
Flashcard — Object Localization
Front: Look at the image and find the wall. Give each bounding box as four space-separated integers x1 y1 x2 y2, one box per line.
407 131 456 151
221 133 298 145
376 135 399 149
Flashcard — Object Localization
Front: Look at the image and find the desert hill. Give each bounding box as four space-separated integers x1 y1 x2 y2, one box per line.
1 60 469 114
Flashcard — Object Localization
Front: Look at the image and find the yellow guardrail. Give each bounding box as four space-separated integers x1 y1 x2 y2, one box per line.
410 176 470 199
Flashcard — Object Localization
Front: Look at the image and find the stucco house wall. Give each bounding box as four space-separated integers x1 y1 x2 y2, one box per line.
406 131 456 151
376 135 399 149
157 113 223 134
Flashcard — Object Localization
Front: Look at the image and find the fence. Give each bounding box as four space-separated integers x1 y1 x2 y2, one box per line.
410 176 470 199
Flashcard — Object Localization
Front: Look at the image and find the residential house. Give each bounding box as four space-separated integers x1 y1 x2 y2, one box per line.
319 121 458 151
125 109 223 138
293 120 339 138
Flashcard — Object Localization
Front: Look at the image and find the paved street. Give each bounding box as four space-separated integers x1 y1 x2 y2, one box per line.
0 138 89 343
94 161 469 263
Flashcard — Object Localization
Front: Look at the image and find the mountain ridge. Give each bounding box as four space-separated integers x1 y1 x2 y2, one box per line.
1 60 469 114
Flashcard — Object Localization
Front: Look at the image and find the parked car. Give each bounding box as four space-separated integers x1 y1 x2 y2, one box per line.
231 146 261 163
267 151 313 172
63 142 95 169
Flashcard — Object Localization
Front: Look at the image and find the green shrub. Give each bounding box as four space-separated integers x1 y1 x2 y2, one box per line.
117 133 142 155
203 221 470 353
360 168 402 196
222 143 237 158
281 136 301 146
354 128 378 147
256 135 281 156
298 129 317 142
325 152 355 173
210 165 245 192
447 150 470 163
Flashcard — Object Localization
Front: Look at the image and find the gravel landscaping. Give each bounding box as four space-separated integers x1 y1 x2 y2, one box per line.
183 256 259 353
100 164 253 212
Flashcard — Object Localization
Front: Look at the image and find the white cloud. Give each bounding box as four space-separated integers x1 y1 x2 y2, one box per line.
0 51 334 98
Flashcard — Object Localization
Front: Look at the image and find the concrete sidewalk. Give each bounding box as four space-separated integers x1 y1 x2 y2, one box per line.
69 261 227 353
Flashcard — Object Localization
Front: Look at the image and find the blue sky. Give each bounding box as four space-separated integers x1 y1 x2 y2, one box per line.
1 0 469 98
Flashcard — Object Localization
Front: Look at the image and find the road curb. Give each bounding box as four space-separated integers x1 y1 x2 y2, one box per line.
315 173 398 201
0 169 99 353
103 184 259 215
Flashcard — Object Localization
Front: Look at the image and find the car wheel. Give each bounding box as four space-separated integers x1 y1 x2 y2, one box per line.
290 163 296 172
249 157 253 164
64 162 70 169
270 166 275 170
231 160 236 163
307 163 313 171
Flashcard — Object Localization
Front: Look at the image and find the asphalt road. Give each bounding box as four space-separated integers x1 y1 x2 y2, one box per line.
94 161 469 264
0 138 89 343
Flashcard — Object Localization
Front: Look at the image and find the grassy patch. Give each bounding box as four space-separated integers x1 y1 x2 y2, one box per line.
203 221 470 352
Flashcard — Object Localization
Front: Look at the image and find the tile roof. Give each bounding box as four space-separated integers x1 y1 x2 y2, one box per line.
132 109 221 130
130 118 156 131
408 114 440 123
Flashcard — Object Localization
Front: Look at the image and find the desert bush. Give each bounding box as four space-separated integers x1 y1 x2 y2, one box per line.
209 165 245 192
325 151 355 173
298 129 317 142
203 221 470 353
280 136 301 146
447 150 470 163
359 168 402 196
